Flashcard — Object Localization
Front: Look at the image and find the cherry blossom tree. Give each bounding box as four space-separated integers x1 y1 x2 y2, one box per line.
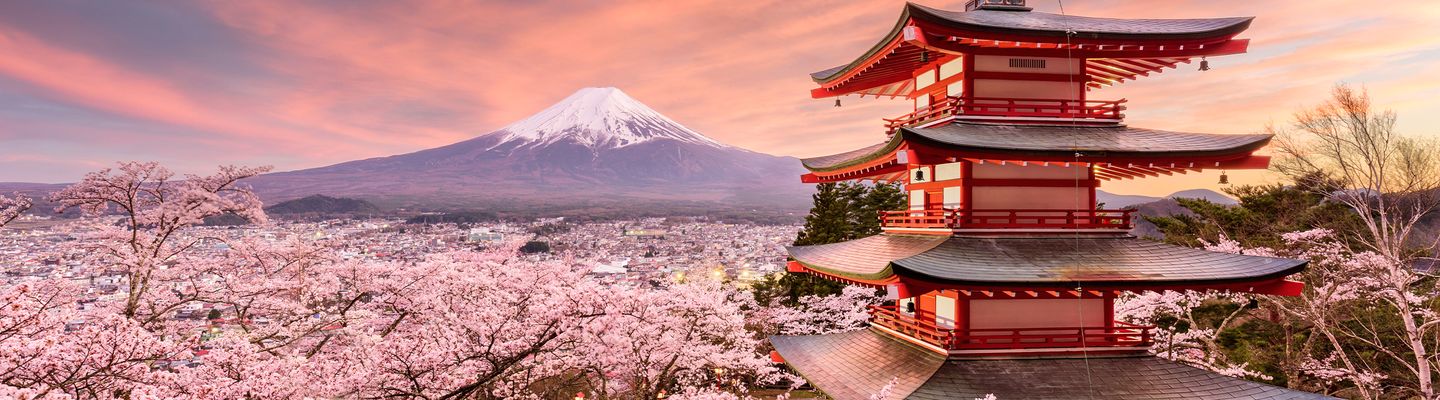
574 279 786 399
1116 289 1268 380
0 161 834 399
0 193 30 227
767 285 880 336
47 162 270 325
1272 85 1440 398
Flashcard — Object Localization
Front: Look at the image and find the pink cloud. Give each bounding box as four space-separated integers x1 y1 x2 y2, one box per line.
0 0 1436 195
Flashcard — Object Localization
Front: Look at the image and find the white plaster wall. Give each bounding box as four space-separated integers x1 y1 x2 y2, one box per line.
942 187 962 209
936 296 957 329
934 162 963 181
915 69 937 90
973 55 1080 74
940 57 965 79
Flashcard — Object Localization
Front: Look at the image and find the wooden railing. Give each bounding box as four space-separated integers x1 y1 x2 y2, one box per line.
868 305 1154 351
884 96 1127 133
879 208 1134 230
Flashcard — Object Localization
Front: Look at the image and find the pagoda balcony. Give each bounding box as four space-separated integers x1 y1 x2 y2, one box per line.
868 305 1154 352
884 96 1127 133
879 208 1134 231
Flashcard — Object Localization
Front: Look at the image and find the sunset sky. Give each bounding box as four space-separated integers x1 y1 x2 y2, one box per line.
1 0 1438 196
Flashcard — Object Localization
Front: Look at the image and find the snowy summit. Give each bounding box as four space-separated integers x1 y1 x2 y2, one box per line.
492 87 726 150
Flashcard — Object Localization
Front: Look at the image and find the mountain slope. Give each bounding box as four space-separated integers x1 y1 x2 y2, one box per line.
1098 189 1237 209
244 87 809 209
265 195 380 215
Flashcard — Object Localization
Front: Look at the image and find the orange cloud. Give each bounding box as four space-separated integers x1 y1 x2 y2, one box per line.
0 0 1436 196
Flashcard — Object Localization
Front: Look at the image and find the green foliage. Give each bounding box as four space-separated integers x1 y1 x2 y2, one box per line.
1146 174 1364 249
793 182 906 246
748 272 846 307
772 182 906 301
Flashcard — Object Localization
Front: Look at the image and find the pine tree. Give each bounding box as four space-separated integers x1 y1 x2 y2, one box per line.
794 183 853 246
779 182 911 303
854 182 907 237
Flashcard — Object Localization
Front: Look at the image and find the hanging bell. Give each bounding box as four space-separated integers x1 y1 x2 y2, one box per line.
1198 57 1210 71
920 50 929 63
834 98 842 107
1218 171 1229 185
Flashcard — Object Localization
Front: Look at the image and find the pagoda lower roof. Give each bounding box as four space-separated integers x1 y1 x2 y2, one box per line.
800 123 1271 172
786 234 1305 288
770 328 1331 399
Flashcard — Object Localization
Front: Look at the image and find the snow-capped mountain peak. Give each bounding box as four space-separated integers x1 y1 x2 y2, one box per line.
492 87 726 149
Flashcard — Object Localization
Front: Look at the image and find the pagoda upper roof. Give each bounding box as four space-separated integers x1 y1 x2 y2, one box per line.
787 234 1305 289
801 123 1272 172
770 328 1332 399
811 3 1253 98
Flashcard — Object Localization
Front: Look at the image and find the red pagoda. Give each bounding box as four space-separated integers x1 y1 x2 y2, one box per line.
769 1 1329 398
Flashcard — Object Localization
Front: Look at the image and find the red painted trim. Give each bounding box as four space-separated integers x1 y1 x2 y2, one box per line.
961 161 974 213
958 297 971 334
1088 167 1098 208
1103 293 1115 329
895 276 1307 297
939 38 1251 59
904 180 962 191
908 16 1243 47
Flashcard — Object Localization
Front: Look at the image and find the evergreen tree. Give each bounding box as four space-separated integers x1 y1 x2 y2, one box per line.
794 183 853 246
775 182 911 304
1146 173 1364 249
853 182 907 237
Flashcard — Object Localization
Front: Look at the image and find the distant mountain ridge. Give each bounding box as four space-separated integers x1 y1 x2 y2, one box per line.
241 87 810 210
1098 189 1237 209
265 195 380 215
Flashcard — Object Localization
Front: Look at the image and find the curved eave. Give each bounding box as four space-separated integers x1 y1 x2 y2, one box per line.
798 124 1274 182
772 330 1334 400
890 261 1309 291
900 124 1274 161
811 3 1253 98
905 3 1253 42
801 133 904 172
786 234 1309 292
786 234 949 281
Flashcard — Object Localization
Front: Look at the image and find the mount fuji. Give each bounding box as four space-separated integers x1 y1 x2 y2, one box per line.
244 87 810 210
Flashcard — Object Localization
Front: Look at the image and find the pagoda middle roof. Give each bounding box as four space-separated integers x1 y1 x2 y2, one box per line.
787 234 1305 287
811 3 1254 83
801 123 1272 172
770 328 1332 399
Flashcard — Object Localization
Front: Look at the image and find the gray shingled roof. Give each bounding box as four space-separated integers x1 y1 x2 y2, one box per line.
798 123 1272 173
771 328 1332 400
787 234 1306 287
812 3 1253 81
903 123 1274 158
787 235 948 281
800 136 901 171
771 330 945 400
911 3 1253 39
